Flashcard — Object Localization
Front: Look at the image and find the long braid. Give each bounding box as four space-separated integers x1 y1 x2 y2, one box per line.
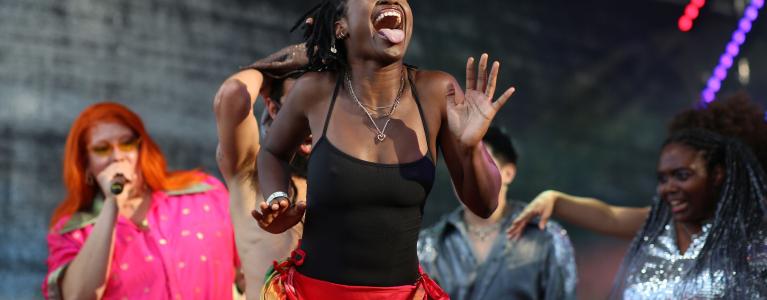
292 0 347 72
611 129 767 299
685 138 767 297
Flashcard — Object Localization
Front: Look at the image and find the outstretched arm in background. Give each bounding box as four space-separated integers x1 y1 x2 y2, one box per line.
507 190 650 239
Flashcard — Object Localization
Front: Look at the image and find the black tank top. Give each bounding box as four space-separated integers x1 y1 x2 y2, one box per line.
299 68 436 286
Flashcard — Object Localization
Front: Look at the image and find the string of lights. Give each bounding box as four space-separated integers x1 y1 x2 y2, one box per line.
678 0 707 32
700 0 763 105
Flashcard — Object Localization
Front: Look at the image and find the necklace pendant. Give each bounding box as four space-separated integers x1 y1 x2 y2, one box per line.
376 133 386 141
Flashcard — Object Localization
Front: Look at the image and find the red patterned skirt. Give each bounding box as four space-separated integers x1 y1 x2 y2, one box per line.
260 244 448 300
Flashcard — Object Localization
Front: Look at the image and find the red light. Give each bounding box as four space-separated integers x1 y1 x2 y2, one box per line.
679 16 693 31
678 0 708 32
685 5 700 19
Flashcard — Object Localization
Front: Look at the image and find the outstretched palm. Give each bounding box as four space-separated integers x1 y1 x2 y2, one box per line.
447 53 516 147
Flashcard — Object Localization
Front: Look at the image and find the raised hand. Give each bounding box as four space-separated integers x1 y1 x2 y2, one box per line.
507 190 559 240
251 197 307 234
447 53 516 147
246 43 309 79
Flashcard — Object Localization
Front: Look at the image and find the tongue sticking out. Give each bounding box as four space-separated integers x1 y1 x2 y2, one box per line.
378 28 405 44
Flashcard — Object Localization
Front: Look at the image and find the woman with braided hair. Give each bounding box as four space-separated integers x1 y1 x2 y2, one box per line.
508 94 767 241
612 129 767 298
252 0 516 299
669 92 767 169
509 128 767 298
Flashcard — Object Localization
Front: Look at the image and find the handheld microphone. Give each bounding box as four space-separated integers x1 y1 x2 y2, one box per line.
110 174 127 195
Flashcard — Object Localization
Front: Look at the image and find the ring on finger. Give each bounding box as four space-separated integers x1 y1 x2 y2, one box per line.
266 191 289 207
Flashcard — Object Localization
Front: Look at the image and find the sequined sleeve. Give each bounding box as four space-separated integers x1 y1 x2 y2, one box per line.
750 229 767 283
543 221 578 300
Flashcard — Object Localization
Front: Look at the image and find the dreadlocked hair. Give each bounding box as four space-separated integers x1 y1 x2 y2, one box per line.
292 0 348 72
611 128 767 299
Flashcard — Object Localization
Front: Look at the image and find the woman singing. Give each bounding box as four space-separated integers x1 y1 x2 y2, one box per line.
44 102 240 299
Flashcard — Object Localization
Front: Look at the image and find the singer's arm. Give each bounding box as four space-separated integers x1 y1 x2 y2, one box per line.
59 163 133 300
60 196 118 300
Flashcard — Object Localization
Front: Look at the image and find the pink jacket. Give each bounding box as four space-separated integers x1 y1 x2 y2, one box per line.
43 175 240 300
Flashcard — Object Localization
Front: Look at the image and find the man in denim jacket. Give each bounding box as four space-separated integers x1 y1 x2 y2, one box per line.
418 127 577 300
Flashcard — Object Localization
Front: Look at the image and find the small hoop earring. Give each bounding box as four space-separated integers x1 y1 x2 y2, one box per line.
331 33 345 54
86 174 95 186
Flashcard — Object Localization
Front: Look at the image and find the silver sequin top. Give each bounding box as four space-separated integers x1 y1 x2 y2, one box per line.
620 220 767 299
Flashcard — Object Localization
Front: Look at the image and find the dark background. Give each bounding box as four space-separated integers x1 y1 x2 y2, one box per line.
1 0 765 298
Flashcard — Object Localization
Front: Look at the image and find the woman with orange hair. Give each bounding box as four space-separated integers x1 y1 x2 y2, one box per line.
43 102 241 300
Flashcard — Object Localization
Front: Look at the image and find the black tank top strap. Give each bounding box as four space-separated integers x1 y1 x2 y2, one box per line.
321 71 344 138
406 67 433 160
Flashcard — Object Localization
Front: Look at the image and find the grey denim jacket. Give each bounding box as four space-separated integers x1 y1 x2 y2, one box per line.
418 200 577 300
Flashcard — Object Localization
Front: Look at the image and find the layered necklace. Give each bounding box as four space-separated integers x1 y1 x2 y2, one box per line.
345 70 405 142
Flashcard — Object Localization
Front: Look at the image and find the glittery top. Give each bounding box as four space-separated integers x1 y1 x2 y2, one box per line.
620 220 767 299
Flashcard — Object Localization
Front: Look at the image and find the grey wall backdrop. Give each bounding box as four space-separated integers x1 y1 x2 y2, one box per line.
1 0 765 299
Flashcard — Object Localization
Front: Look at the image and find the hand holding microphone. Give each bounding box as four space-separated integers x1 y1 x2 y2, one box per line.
110 174 127 195
95 161 134 199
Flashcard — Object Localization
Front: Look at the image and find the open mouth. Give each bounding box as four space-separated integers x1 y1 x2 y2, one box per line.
372 6 405 44
668 198 689 214
374 8 403 31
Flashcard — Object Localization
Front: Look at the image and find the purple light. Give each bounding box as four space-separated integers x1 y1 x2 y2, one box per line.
700 0 762 106
733 31 747 44
714 66 727 79
720 54 734 68
726 42 740 56
702 90 715 102
746 7 759 20
707 78 722 91
739 19 753 32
